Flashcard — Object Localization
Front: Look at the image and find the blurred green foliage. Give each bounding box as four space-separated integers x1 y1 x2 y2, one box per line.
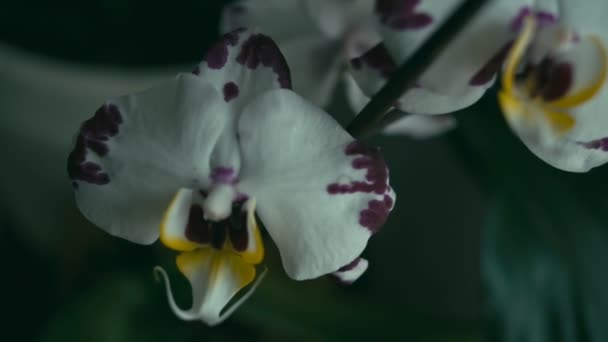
456 93 608 342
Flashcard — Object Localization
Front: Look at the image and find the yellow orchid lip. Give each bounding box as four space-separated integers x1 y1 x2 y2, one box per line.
155 190 267 325
499 15 608 136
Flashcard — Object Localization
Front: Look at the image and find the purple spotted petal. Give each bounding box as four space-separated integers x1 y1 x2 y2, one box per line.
328 142 392 233
67 103 122 187
470 42 513 86
236 89 395 280
222 82 240 102
327 142 388 196
193 29 292 109
235 33 291 89
204 29 244 70
69 75 232 245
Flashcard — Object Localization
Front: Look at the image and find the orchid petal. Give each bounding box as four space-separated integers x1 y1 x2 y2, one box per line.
382 113 456 137
558 0 608 32
304 0 374 39
222 1 381 107
222 2 342 106
279 36 343 106
236 89 395 280
349 42 493 114
500 95 608 172
193 29 292 112
366 0 550 114
68 74 234 244
344 72 456 137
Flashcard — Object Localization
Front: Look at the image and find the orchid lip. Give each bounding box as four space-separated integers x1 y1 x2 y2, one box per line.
158 189 265 325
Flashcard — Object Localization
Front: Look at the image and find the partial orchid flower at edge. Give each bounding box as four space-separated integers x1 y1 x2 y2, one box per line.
67 29 395 325
497 1 608 172
223 0 456 138
349 0 557 122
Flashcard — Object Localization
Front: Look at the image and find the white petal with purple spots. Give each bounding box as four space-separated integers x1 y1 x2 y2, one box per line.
221 0 380 108
69 74 232 244
193 29 291 110
237 89 395 280
350 0 546 115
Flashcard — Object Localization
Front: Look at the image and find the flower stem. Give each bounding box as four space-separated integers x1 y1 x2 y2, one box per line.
346 0 490 139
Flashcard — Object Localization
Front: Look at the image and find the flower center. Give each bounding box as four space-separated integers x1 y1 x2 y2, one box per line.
184 199 251 252
515 57 573 102
203 184 236 221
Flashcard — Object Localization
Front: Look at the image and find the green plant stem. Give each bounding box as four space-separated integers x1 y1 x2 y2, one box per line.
346 0 490 139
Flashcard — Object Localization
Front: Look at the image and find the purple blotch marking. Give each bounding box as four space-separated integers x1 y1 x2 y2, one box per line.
471 7 556 86
185 199 253 251
185 204 212 244
336 257 361 272
228 211 250 252
351 43 396 79
360 195 394 233
236 33 292 89
535 59 573 101
67 103 122 186
470 42 513 86
580 138 608 151
375 0 433 30
210 166 237 184
517 58 573 101
327 142 393 232
327 142 389 195
210 222 227 249
511 7 557 32
223 82 239 102
204 28 244 69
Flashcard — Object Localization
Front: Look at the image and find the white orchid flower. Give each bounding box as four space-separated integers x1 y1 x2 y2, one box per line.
222 0 455 138
67 29 395 325
498 1 608 172
351 0 556 115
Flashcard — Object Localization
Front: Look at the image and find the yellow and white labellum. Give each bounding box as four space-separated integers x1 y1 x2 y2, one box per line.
156 191 265 325
499 16 608 136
